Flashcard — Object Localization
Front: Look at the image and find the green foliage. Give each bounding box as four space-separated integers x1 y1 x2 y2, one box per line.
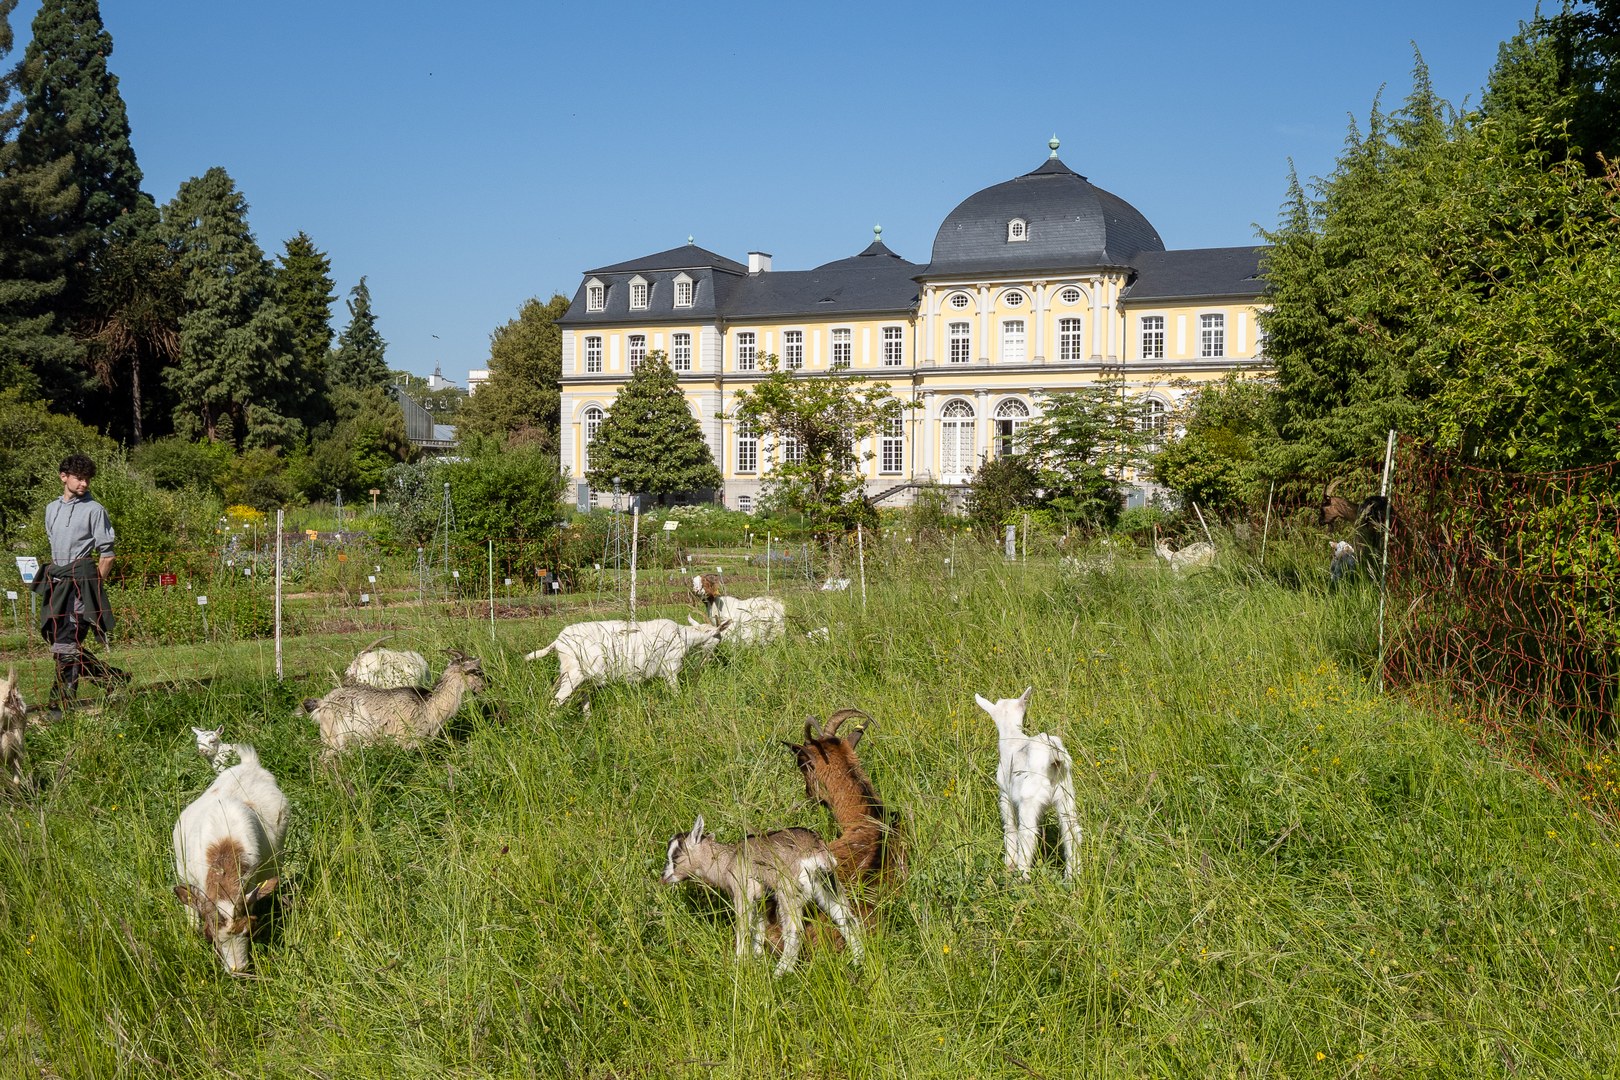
733 355 908 534
380 459 445 547
1017 385 1147 529
286 385 413 501
79 461 223 564
965 453 1040 533
586 353 720 500
441 438 565 542
216 447 296 511
1152 374 1274 515
273 231 336 426
0 388 114 545
456 293 567 449
161 167 300 449
129 435 227 493
328 276 388 392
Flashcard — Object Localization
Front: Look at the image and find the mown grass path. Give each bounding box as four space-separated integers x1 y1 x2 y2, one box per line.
3 549 1617 1077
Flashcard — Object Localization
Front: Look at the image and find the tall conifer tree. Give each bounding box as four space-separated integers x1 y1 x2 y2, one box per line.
586 354 720 500
274 231 337 423
162 167 299 448
328 277 389 391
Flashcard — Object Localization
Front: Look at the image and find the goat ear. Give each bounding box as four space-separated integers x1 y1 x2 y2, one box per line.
846 722 865 749
1018 686 1033 705
245 877 278 905
688 815 705 843
974 693 994 713
714 619 731 634
174 884 206 911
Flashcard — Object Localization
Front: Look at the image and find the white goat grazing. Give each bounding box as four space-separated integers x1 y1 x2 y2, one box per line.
1 667 25 787
820 577 851 592
304 652 486 754
661 813 862 976
1329 539 1358 583
172 743 289 974
343 639 430 689
1154 537 1216 574
192 726 246 772
691 574 786 645
976 687 1082 881
524 618 727 707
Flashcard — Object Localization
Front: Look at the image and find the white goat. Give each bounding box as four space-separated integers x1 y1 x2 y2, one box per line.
691 574 786 646
976 687 1082 881
304 652 486 754
191 726 247 772
661 813 862 976
172 743 289 974
820 578 851 592
1154 536 1216 574
1330 539 1358 583
1 667 25 787
343 639 430 689
524 618 727 707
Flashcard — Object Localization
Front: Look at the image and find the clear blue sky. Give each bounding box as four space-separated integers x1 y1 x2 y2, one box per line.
15 1 1541 382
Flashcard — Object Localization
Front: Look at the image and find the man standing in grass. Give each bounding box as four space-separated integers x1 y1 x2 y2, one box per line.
34 454 129 718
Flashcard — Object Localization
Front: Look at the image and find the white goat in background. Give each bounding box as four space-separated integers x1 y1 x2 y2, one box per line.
305 651 486 754
661 813 862 976
976 687 1082 881
691 574 786 645
525 618 727 708
172 743 289 975
1 667 26 787
343 638 430 689
1154 533 1216 574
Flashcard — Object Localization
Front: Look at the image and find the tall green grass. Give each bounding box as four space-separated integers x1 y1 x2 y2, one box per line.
2 547 1617 1077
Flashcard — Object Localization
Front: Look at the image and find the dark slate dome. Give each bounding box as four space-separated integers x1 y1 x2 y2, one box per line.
922 144 1164 277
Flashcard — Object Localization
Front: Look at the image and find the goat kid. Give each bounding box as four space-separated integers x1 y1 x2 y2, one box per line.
1 667 25 787
343 638 430 689
524 618 727 707
172 743 289 974
1154 536 1216 574
192 726 248 772
976 687 1082 881
691 574 786 645
661 814 861 976
304 651 486 754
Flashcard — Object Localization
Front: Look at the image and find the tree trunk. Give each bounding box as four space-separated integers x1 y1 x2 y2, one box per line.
129 355 143 445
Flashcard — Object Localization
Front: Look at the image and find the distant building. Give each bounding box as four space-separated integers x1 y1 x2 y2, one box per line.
426 364 459 392
393 388 457 454
467 369 490 395
558 140 1267 510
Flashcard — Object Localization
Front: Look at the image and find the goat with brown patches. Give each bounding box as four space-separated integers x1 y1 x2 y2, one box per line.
1 667 25 787
172 743 289 974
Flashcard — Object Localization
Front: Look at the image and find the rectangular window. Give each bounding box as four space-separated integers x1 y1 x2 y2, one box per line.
1059 317 1084 361
1200 314 1225 358
880 416 903 474
738 494 753 513
630 281 649 309
831 328 852 369
736 331 757 371
1001 319 1026 363
585 336 603 373
882 325 904 366
675 279 693 307
781 434 803 464
671 332 691 371
586 284 604 312
1141 315 1165 360
949 321 971 364
736 419 758 473
784 330 804 370
628 334 646 371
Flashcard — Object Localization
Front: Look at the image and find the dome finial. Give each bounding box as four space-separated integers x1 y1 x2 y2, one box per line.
687 234 695 245
1048 134 1060 159
873 223 882 238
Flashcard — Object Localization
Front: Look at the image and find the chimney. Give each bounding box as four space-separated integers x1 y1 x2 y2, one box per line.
747 251 773 274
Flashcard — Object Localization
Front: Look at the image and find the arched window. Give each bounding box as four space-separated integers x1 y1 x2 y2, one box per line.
1058 317 1084 361
1141 398 1168 446
994 399 1030 458
582 406 605 470
940 399 976 478
1007 218 1028 242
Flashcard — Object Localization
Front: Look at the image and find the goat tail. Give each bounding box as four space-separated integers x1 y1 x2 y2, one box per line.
232 744 261 769
523 641 558 661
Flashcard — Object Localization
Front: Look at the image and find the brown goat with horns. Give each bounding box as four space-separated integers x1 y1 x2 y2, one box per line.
765 708 906 951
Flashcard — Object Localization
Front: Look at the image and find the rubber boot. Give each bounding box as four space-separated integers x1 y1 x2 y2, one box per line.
45 656 80 721
80 651 132 692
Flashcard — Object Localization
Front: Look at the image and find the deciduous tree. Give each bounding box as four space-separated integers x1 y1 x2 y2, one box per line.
456 293 567 449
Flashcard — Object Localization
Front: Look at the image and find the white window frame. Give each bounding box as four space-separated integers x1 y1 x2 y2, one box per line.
1200 313 1225 358
738 494 754 514
629 276 649 310
673 274 694 308
948 321 971 364
780 433 803 465
948 291 972 311
783 329 804 370
671 332 692 372
1001 319 1026 363
994 398 1030 458
735 416 758 474
1141 397 1168 446
584 336 603 373
1141 315 1166 360
628 334 647 371
1007 218 1028 242
736 331 757 372
1058 317 1084 361
585 279 605 312
1057 285 1083 306
882 325 904 366
582 405 605 469
940 398 976 478
1001 289 1026 308
831 328 852 370
879 415 903 474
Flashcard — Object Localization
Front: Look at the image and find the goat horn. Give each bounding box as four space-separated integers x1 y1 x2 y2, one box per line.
804 715 824 739
361 636 388 653
824 708 871 737
1325 475 1343 497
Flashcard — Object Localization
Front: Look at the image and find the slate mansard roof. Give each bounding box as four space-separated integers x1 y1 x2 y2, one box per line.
558 244 747 326
920 155 1165 278
1119 246 1268 303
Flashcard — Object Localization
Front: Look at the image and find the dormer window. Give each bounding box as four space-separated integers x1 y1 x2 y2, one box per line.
673 273 694 308
1007 218 1028 242
629 276 649 310
585 279 604 312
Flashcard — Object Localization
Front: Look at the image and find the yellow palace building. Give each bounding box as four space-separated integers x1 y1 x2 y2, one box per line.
558 139 1267 510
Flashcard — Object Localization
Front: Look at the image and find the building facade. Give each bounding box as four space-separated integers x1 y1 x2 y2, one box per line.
558 141 1267 510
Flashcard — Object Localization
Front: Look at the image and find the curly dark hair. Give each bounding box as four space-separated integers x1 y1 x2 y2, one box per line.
58 453 97 481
